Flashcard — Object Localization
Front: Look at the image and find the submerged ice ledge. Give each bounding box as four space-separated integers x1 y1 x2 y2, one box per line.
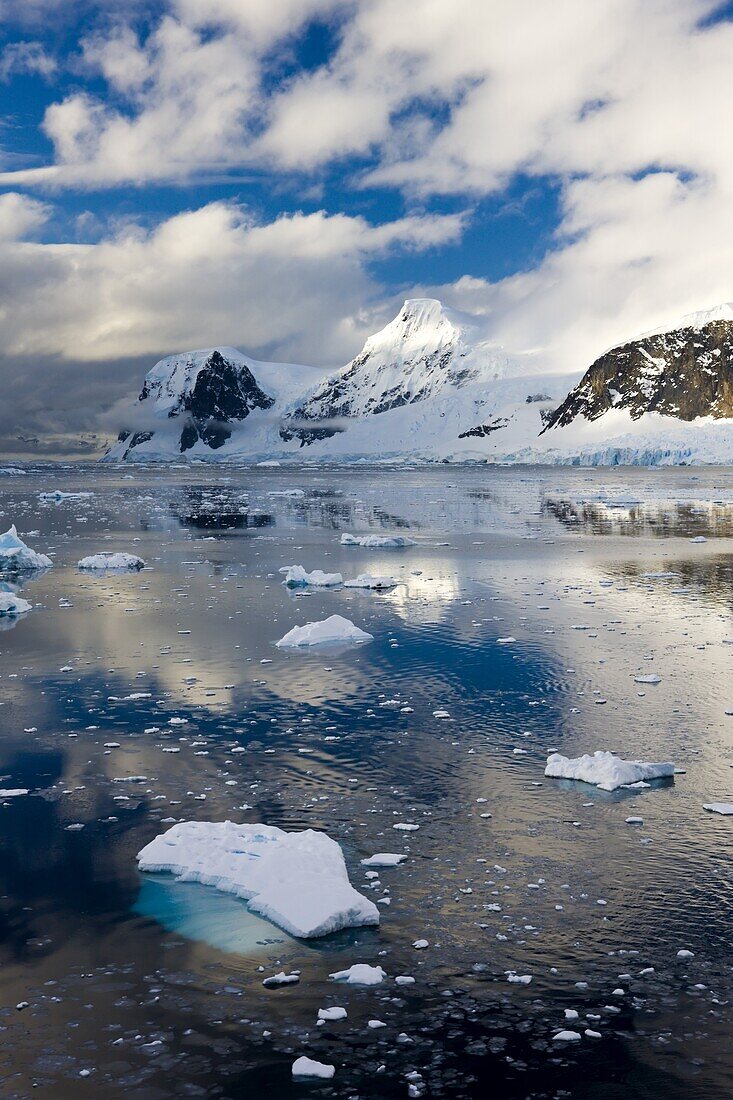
137 820 380 939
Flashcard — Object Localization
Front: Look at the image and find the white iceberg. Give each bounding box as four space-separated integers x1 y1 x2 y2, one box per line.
340 533 416 548
545 751 675 792
78 552 145 571
275 614 373 648
292 1057 335 1080
0 591 32 616
0 526 52 574
279 565 343 587
137 820 379 939
344 574 398 589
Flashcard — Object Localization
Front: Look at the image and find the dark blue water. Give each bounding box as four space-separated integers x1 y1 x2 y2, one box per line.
0 463 732 1098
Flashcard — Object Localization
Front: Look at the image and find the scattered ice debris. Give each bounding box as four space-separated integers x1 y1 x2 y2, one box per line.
545 751 675 792
344 574 398 589
78 552 145 571
137 820 379 938
275 614 373 648
262 971 300 988
279 565 343 587
0 592 32 617
360 853 407 868
703 803 733 815
0 526 52 573
318 1006 347 1022
340 533 416 548
329 964 386 986
292 1056 335 1080
39 490 92 502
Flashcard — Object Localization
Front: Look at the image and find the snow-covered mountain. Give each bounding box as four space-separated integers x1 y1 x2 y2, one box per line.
532 304 733 465
104 299 733 466
106 347 326 462
279 298 517 444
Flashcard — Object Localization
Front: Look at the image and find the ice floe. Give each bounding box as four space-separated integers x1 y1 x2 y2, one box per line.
340 533 416 548
279 565 343 587
545 751 675 791
0 526 52 573
137 820 379 938
275 614 373 648
329 963 386 985
292 1056 335 1079
78 553 145 571
703 802 733 815
344 574 398 589
0 591 32 616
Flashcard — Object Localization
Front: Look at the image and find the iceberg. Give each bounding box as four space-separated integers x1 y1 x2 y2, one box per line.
78 552 145 571
545 751 675 792
0 591 32 617
275 614 373 648
279 565 343 587
0 526 52 574
292 1057 335 1080
340 533 415 548
137 820 379 938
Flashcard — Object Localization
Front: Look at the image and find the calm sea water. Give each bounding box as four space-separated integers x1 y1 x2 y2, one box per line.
0 463 732 1099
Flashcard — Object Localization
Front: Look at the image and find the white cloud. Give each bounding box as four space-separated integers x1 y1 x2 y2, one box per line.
0 198 461 363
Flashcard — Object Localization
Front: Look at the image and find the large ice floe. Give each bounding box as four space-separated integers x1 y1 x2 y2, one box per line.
340 533 415 548
545 751 676 792
0 526 52 573
279 565 343 587
275 614 373 648
78 552 145 571
136 820 379 938
0 590 32 616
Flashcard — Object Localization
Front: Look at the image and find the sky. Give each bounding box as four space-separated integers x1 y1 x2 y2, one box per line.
1 0 733 455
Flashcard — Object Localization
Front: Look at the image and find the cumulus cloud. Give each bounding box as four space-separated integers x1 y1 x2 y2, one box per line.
1 0 733 442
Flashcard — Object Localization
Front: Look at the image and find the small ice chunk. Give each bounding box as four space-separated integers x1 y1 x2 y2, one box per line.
262 971 300 987
279 565 342 588
318 1006 347 1022
78 553 145 571
276 615 373 648
329 964 386 986
703 802 733 815
292 1056 335 1080
360 853 407 868
634 674 661 684
344 574 398 589
553 1030 582 1042
545 751 675 792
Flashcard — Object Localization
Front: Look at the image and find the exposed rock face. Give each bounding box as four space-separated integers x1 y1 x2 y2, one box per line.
113 348 275 458
280 298 514 445
544 309 733 432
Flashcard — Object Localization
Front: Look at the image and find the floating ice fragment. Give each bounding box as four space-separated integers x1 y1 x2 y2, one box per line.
78 553 145 571
344 574 398 589
137 820 379 938
340 533 415 549
703 802 733 815
292 1056 335 1080
545 751 675 792
279 565 343 588
0 526 52 573
276 614 373 648
634 674 661 684
330 964 386 985
0 592 32 616
361 853 407 868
